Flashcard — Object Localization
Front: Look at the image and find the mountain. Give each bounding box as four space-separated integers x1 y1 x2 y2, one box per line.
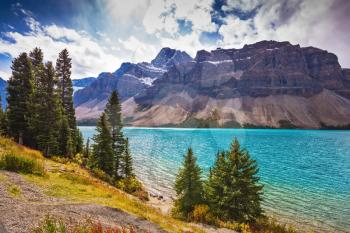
0 77 7 110
74 48 193 120
120 41 350 129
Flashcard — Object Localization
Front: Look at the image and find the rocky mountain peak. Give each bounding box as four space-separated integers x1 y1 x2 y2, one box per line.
151 47 193 67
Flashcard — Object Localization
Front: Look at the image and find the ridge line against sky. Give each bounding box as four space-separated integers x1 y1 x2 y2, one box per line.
0 0 349 80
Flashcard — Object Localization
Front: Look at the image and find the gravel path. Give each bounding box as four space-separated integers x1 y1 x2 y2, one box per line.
0 171 167 233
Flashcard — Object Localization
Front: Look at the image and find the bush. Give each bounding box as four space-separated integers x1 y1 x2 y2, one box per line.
91 168 113 184
115 177 143 194
32 214 67 233
191 204 210 223
0 153 45 175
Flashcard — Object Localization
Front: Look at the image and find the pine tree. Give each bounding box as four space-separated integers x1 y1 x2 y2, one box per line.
35 62 61 156
29 47 46 149
205 138 263 222
75 129 84 154
82 138 90 167
104 90 124 178
56 49 79 154
121 138 133 178
7 52 34 145
92 113 114 176
0 96 7 135
174 148 204 218
58 115 74 157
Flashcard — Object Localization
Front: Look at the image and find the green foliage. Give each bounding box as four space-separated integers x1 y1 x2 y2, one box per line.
91 113 114 176
32 215 67 233
4 48 80 158
7 52 34 145
278 120 297 129
0 153 45 175
105 90 125 178
121 138 133 178
0 98 8 135
205 138 263 223
115 176 143 194
191 204 213 223
174 148 204 219
34 61 61 156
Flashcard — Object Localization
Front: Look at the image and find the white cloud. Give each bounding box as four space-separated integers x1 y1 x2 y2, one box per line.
217 0 350 67
0 17 121 79
119 36 158 62
143 0 216 36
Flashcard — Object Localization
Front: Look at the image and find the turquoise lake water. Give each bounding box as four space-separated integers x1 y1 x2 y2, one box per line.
79 127 350 233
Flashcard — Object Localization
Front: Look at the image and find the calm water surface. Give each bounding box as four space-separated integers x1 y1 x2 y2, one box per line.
79 127 350 233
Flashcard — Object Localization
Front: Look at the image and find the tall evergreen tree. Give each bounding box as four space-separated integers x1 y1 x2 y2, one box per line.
58 115 74 157
205 138 263 222
121 138 133 178
35 62 61 156
56 49 80 154
104 90 124 178
92 113 114 176
28 47 45 149
174 148 204 218
0 96 7 135
56 49 75 129
7 52 34 144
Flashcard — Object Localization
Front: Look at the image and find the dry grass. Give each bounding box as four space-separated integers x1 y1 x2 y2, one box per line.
0 136 204 233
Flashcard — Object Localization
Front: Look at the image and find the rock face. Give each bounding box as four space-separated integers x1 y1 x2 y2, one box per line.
74 48 193 118
76 41 350 128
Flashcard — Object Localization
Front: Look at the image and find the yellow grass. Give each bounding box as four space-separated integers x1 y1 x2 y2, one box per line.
0 136 204 233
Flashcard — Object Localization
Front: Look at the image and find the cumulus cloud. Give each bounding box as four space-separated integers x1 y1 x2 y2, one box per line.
0 14 121 79
217 0 350 67
1 0 350 80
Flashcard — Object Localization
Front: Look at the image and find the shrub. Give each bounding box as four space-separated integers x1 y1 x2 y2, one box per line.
0 153 45 175
191 205 210 223
91 168 113 184
115 177 143 194
32 214 67 233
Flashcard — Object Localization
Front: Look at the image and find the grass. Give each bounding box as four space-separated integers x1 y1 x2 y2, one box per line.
0 136 303 233
0 137 45 175
0 137 204 233
7 183 21 197
0 173 6 182
32 214 146 233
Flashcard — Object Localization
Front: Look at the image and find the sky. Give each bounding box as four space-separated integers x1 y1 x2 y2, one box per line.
0 0 349 80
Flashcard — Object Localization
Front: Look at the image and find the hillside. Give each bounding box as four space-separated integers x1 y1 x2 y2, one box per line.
76 40 350 128
0 137 216 233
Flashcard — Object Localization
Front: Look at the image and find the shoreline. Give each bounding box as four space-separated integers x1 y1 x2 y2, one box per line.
78 125 350 131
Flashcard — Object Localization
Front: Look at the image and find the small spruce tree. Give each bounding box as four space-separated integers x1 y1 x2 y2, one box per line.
121 138 133 178
91 113 114 176
104 90 124 178
174 148 204 219
82 137 90 167
205 138 263 222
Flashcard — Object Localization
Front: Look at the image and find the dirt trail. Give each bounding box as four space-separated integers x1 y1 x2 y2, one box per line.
0 171 167 233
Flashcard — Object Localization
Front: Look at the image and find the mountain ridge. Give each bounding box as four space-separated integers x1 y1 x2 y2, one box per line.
74 41 350 128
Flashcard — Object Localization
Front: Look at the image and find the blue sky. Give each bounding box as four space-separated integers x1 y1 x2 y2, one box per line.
0 0 349 79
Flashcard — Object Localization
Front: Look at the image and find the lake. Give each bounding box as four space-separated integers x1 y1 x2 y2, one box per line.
79 127 350 233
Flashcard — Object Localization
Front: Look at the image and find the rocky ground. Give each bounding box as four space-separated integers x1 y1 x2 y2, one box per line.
0 171 167 233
